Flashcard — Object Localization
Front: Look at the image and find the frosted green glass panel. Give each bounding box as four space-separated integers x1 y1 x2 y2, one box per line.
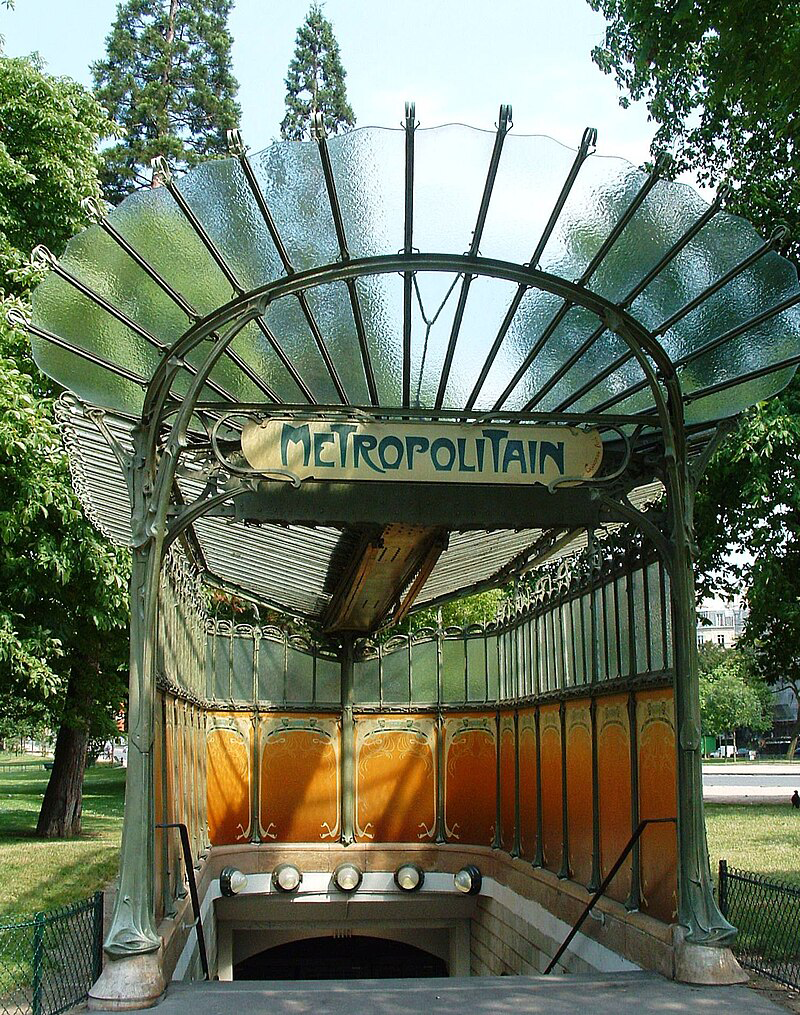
647 563 665 671
258 637 285 701
249 140 338 271
411 639 437 703
604 581 619 679
486 635 500 701
382 639 410 703
315 655 340 704
214 638 231 699
286 641 313 701
581 594 592 684
205 637 214 699
175 159 285 291
571 598 585 685
354 655 380 703
616 576 631 676
633 569 647 674
231 637 254 701
442 637 466 702
467 637 487 701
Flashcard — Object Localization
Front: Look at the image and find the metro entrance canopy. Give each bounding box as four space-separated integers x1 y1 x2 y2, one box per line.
22 106 800 1001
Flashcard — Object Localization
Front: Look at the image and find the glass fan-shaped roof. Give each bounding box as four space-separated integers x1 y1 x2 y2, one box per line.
29 123 800 426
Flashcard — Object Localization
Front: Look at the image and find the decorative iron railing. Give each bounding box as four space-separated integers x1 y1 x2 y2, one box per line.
719 861 800 988
0 894 103 1015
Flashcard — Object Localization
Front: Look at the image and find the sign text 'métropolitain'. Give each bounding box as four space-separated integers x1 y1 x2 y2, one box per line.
241 419 603 486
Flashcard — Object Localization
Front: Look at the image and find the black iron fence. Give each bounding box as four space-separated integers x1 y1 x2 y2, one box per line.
719 861 800 988
0 894 103 1015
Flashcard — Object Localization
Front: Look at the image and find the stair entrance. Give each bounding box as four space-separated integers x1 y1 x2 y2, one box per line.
233 935 448 980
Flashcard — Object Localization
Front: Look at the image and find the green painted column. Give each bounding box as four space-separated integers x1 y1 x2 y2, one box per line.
667 462 735 945
103 537 163 957
340 635 355 845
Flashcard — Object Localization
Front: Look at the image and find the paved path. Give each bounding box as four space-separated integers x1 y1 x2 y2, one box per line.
144 974 788 1015
703 764 800 803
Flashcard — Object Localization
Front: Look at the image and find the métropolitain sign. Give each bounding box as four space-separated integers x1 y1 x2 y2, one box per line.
241 418 603 486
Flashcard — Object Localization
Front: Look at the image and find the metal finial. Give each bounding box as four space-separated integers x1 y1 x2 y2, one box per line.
150 155 172 183
227 129 246 156
81 196 106 222
31 244 57 269
498 104 513 131
581 127 598 152
5 304 29 329
310 111 326 141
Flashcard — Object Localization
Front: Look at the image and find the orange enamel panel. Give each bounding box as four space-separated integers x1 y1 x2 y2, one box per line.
518 709 538 860
444 715 496 846
206 727 251 845
355 722 435 842
637 688 678 924
597 694 632 903
260 721 339 842
499 717 516 852
566 699 593 886
539 704 563 872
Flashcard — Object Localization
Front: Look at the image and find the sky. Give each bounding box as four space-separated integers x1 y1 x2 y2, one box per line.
0 0 659 164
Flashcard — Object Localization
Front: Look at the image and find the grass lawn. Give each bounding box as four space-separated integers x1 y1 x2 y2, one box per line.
0 760 125 920
704 803 800 885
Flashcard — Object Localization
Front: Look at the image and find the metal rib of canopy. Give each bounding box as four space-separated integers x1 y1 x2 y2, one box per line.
28 110 800 628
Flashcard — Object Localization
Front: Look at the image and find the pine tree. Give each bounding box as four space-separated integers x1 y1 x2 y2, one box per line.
92 0 241 203
281 3 355 141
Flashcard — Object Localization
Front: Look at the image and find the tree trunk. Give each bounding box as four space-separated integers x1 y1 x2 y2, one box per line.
787 683 800 759
36 670 92 838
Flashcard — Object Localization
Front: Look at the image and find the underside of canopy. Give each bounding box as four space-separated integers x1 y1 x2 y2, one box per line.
27 110 800 633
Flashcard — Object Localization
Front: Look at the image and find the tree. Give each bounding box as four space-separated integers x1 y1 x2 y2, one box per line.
587 0 800 263
281 3 355 141
741 548 800 757
0 55 131 836
92 0 241 203
587 0 800 756
698 647 771 756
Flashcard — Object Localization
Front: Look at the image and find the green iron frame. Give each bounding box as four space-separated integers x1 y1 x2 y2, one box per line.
94 245 734 963
32 108 795 974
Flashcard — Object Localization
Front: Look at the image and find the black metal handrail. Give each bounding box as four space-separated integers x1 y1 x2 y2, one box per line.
543 816 677 974
156 823 208 980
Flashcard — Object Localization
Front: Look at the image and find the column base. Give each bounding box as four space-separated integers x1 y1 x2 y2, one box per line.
88 949 166 1011
673 928 748 985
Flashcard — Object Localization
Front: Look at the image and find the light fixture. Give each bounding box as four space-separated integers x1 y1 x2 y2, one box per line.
272 863 303 893
454 865 482 895
332 862 363 893
220 867 248 897
394 863 425 892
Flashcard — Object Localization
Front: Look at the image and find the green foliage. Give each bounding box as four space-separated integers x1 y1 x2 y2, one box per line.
0 55 130 789
698 646 771 739
0 57 108 293
281 3 355 141
92 0 241 203
589 1 800 750
403 589 507 633
587 0 800 262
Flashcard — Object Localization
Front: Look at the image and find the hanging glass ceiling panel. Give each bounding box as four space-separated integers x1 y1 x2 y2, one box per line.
30 124 800 425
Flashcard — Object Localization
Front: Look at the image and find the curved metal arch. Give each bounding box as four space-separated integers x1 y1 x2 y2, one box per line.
141 252 682 448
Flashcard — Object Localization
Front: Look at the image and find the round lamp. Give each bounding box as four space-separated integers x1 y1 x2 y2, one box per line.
333 862 363 893
394 863 425 892
220 867 248 897
272 863 302 893
454 865 482 895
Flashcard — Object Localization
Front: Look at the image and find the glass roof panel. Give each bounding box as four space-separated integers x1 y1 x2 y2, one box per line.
29 124 800 424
